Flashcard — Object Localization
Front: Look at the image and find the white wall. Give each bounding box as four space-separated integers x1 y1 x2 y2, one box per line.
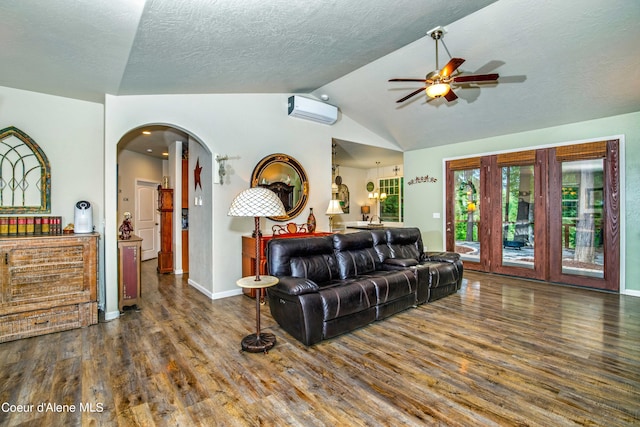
104 93 397 318
188 138 214 296
117 149 163 222
0 86 104 225
0 85 105 303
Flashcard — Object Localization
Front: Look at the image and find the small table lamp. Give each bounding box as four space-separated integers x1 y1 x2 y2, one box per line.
228 187 286 353
361 205 370 221
325 199 344 232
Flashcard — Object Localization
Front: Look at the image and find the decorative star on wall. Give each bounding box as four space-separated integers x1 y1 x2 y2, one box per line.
194 157 203 190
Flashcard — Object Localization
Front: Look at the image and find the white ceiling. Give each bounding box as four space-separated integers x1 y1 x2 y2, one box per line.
0 0 494 101
2 0 640 165
315 0 640 152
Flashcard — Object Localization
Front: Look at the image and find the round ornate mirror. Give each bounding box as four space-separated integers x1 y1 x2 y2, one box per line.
250 153 309 221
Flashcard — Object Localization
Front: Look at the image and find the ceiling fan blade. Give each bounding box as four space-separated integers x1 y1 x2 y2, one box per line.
396 87 426 103
444 89 458 102
440 58 465 77
453 73 499 83
389 78 426 82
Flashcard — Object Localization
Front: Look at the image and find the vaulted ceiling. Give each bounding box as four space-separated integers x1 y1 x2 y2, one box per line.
2 0 639 157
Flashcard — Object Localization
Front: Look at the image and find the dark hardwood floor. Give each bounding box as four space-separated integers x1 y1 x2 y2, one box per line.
1 261 639 426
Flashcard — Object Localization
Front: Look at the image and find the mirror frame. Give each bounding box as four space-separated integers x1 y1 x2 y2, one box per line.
251 153 308 221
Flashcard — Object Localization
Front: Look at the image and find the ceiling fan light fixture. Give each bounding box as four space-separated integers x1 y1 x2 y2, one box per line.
391 27 500 104
425 82 450 98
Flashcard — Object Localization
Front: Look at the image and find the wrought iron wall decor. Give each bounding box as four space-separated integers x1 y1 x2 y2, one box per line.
407 175 438 185
0 127 51 213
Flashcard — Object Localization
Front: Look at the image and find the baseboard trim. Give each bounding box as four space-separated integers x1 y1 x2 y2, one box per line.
103 310 120 321
213 288 243 299
188 278 243 300
188 278 213 299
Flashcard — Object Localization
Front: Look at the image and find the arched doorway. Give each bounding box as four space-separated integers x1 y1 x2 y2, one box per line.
116 124 213 285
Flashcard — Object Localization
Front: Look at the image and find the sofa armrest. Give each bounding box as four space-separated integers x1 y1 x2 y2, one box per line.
384 258 418 267
267 287 324 345
273 276 320 296
422 251 461 263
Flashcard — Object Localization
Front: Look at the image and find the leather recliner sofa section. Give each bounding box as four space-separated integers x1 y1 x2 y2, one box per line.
266 228 462 346
372 228 463 304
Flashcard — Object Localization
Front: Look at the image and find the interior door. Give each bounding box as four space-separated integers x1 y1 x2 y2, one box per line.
135 180 160 261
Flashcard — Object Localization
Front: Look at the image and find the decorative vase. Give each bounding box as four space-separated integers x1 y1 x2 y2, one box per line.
307 208 316 233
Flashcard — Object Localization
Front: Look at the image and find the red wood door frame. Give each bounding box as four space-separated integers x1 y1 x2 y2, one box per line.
446 140 620 291
548 140 620 291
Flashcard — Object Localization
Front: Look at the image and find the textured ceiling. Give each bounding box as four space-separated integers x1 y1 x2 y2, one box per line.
1 0 639 163
315 0 640 151
0 0 495 101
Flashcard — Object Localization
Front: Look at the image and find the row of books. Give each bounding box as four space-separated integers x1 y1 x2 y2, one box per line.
0 216 64 237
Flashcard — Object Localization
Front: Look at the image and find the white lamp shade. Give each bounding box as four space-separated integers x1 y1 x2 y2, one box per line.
325 199 344 215
425 82 450 98
228 187 286 217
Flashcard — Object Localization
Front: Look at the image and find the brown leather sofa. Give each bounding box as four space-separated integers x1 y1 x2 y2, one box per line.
266 227 462 345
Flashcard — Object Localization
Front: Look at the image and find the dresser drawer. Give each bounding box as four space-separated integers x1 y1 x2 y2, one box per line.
0 302 97 343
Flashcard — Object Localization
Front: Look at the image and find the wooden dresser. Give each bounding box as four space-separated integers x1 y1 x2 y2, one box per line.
0 233 99 343
241 228 332 298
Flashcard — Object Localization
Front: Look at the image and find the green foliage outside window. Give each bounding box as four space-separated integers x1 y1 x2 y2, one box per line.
561 166 604 249
379 177 403 222
454 170 480 242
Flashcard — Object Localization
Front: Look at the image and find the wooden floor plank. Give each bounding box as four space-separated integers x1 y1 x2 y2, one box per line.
1 265 639 426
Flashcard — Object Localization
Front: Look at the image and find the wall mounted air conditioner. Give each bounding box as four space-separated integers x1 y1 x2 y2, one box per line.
287 96 338 125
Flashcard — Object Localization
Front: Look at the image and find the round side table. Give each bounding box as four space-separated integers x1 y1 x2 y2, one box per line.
236 275 279 353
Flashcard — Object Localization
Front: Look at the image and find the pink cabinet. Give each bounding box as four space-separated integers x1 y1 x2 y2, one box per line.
118 235 142 311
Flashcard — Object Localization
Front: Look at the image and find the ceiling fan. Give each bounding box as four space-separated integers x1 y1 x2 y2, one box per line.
389 27 499 103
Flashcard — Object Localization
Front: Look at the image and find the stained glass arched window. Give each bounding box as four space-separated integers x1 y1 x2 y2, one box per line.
0 127 51 213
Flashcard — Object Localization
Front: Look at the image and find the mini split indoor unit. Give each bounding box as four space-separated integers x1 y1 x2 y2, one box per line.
287 96 338 125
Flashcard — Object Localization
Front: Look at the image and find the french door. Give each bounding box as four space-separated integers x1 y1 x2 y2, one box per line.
445 140 620 291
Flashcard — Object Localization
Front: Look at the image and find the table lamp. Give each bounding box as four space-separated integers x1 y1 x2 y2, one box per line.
228 187 286 352
325 199 344 232
361 205 370 221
